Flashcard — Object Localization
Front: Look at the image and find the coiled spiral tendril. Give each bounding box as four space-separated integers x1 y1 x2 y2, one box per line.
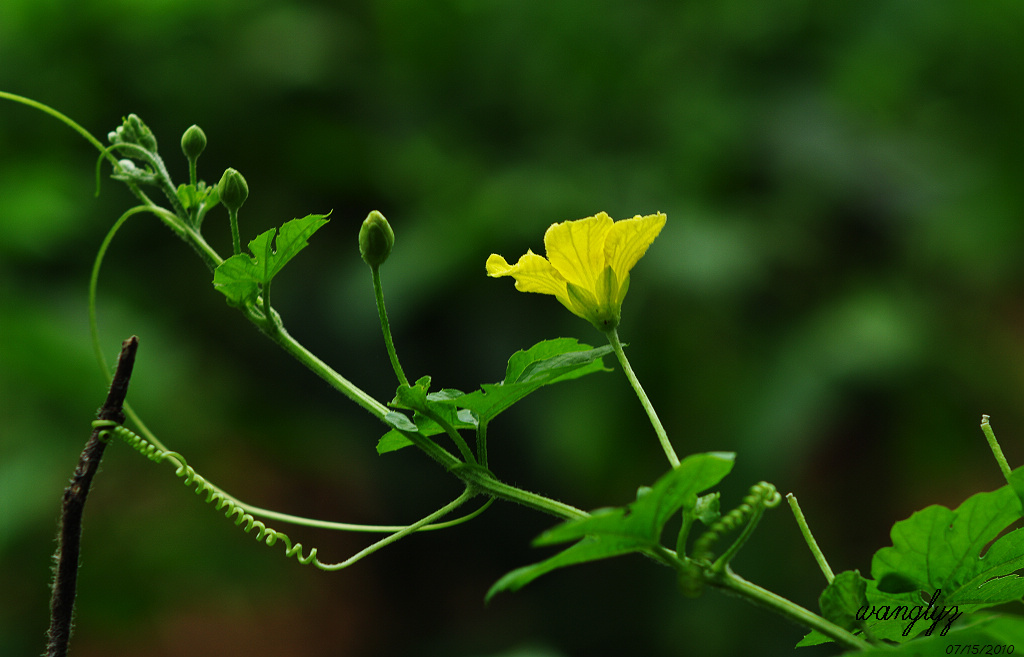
680 481 782 597
692 481 781 562
94 420 331 569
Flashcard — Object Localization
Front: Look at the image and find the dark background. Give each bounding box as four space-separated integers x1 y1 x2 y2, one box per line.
3 2 1024 656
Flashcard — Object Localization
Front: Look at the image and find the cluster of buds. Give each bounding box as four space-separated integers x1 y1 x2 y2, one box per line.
107 114 158 153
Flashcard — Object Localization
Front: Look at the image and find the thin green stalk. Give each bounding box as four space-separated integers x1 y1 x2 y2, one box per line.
605 328 679 468
372 266 408 387
981 415 1013 482
786 493 835 584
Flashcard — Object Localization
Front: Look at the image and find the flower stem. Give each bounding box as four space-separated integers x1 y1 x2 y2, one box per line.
606 328 679 468
786 493 835 584
228 207 241 256
372 266 409 387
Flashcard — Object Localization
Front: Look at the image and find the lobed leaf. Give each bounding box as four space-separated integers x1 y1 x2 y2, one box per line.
870 477 1024 614
455 338 613 423
535 452 735 548
834 614 1024 655
378 338 612 454
485 536 644 602
213 213 330 305
819 570 869 632
378 377 476 454
487 452 735 600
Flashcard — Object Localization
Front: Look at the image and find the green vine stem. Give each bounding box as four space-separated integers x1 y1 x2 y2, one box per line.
714 567 872 651
605 327 680 468
7 93 885 649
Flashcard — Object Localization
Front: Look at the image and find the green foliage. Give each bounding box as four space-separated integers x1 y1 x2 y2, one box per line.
865 470 1024 640
377 338 612 454
801 468 1024 648
819 570 868 633
213 213 330 306
7 2 1024 654
840 614 1024 656
454 338 613 423
486 452 734 600
175 180 219 222
7 78 1024 653
377 376 477 454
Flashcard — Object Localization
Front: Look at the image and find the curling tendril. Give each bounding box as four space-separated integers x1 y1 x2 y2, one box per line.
93 420 481 571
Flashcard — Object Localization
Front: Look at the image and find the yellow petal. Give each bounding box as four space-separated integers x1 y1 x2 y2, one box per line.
543 212 614 292
604 212 666 284
486 250 569 303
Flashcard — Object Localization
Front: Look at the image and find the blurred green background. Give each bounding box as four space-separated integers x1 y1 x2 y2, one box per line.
3 1 1024 655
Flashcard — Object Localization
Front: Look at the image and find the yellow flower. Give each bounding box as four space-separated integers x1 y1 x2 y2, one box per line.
486 211 666 330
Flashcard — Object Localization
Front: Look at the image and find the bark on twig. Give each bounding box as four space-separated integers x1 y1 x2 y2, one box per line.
46 336 139 657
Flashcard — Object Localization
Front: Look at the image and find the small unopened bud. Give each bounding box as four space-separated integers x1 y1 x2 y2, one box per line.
218 168 248 212
181 125 207 162
359 210 394 268
125 114 158 152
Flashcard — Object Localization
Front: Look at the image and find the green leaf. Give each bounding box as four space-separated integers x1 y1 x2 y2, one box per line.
213 213 330 305
382 411 417 433
819 570 868 632
391 375 432 410
485 536 642 602
455 338 613 423
377 406 477 454
487 452 734 600
835 613 1024 656
854 475 1024 643
378 378 476 454
871 484 1024 606
1010 465 1024 516
536 452 735 548
691 492 721 525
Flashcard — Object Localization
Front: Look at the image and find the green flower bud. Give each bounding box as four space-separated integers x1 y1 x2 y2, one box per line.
125 114 158 152
359 210 394 268
217 168 248 212
181 125 207 162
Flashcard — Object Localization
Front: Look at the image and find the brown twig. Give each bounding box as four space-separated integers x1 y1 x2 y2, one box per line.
46 336 139 657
